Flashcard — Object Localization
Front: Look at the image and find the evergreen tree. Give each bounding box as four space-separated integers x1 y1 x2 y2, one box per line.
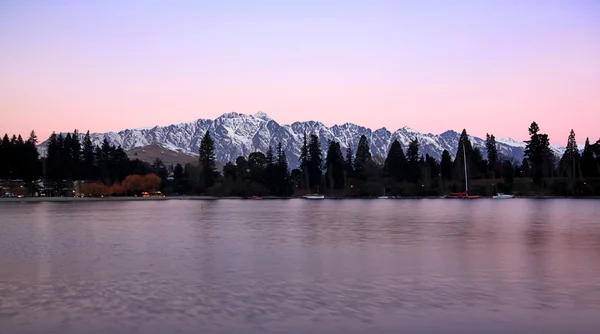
64 130 81 181
45 132 59 182
111 146 131 183
275 142 293 196
276 142 288 171
81 131 96 180
266 145 275 166
14 135 25 179
264 145 276 192
325 141 345 190
299 132 310 190
27 130 37 144
96 139 112 184
524 122 551 185
581 137 597 177
454 129 475 182
23 131 41 185
344 147 354 177
0 134 8 179
384 139 407 182
440 149 453 181
559 129 580 178
198 131 217 191
485 133 498 179
307 134 323 190
406 138 420 183
354 135 373 181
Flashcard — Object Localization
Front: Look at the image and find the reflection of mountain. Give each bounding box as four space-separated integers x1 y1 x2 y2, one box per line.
37 112 566 168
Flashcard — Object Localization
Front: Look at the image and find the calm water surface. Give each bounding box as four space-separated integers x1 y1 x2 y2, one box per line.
1 199 600 333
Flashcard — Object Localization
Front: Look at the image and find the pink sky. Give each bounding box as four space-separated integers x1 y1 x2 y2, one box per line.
1 1 599 145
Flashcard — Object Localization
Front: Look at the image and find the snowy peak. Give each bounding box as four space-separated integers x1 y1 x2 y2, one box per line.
253 111 271 121
37 111 564 168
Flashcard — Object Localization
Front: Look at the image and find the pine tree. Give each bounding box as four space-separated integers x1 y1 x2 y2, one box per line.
96 138 112 184
81 131 96 180
56 134 66 181
299 132 310 190
0 134 8 179
266 145 275 166
198 131 217 191
454 129 475 182
325 140 345 190
27 130 38 145
65 130 81 181
354 135 373 181
524 122 552 185
45 132 60 182
299 132 309 171
485 133 498 179
581 138 597 177
559 130 581 194
440 149 453 181
307 134 323 190
276 142 288 171
406 138 420 183
23 131 41 185
264 145 276 193
384 139 407 182
344 147 354 176
275 142 293 196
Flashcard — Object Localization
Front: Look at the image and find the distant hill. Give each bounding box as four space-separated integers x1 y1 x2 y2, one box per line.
126 144 198 167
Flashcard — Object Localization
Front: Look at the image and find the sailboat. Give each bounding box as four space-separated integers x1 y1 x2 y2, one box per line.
492 193 514 199
443 144 483 199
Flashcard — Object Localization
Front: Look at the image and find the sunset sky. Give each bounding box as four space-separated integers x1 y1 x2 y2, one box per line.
1 0 599 145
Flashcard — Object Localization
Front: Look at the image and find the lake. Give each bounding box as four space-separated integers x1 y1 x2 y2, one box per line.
1 199 600 333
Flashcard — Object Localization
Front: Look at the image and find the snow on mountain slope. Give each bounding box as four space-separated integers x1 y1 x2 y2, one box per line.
38 112 565 168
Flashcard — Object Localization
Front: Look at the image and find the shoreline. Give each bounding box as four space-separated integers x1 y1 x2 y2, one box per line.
1 195 600 203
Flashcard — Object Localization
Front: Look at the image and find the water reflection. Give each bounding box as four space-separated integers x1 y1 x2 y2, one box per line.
0 199 599 333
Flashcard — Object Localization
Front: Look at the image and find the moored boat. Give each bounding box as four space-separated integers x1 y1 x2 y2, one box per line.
442 144 483 199
492 193 514 199
304 194 324 200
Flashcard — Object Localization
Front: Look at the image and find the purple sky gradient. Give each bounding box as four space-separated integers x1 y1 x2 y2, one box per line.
1 0 599 145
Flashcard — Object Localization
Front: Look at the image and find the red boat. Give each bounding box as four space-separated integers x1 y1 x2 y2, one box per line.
252 196 262 200
442 145 483 199
442 191 483 199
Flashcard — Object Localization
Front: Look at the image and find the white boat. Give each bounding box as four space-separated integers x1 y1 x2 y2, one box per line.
493 193 514 199
304 194 324 200
378 196 389 199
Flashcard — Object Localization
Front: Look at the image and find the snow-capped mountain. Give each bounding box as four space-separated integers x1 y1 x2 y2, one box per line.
38 112 565 168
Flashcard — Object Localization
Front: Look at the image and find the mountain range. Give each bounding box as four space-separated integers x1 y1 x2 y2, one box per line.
38 112 565 168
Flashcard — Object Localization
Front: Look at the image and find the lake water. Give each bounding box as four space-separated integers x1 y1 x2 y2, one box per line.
1 199 600 333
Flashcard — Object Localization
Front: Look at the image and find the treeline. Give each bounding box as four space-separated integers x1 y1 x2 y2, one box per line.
167 132 294 196
192 122 600 197
0 132 41 182
1 130 160 196
1 122 599 197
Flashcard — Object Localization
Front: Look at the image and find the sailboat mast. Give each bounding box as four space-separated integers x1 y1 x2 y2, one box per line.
463 144 468 194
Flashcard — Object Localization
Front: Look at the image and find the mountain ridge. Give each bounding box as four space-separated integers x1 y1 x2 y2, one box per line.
38 112 565 168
